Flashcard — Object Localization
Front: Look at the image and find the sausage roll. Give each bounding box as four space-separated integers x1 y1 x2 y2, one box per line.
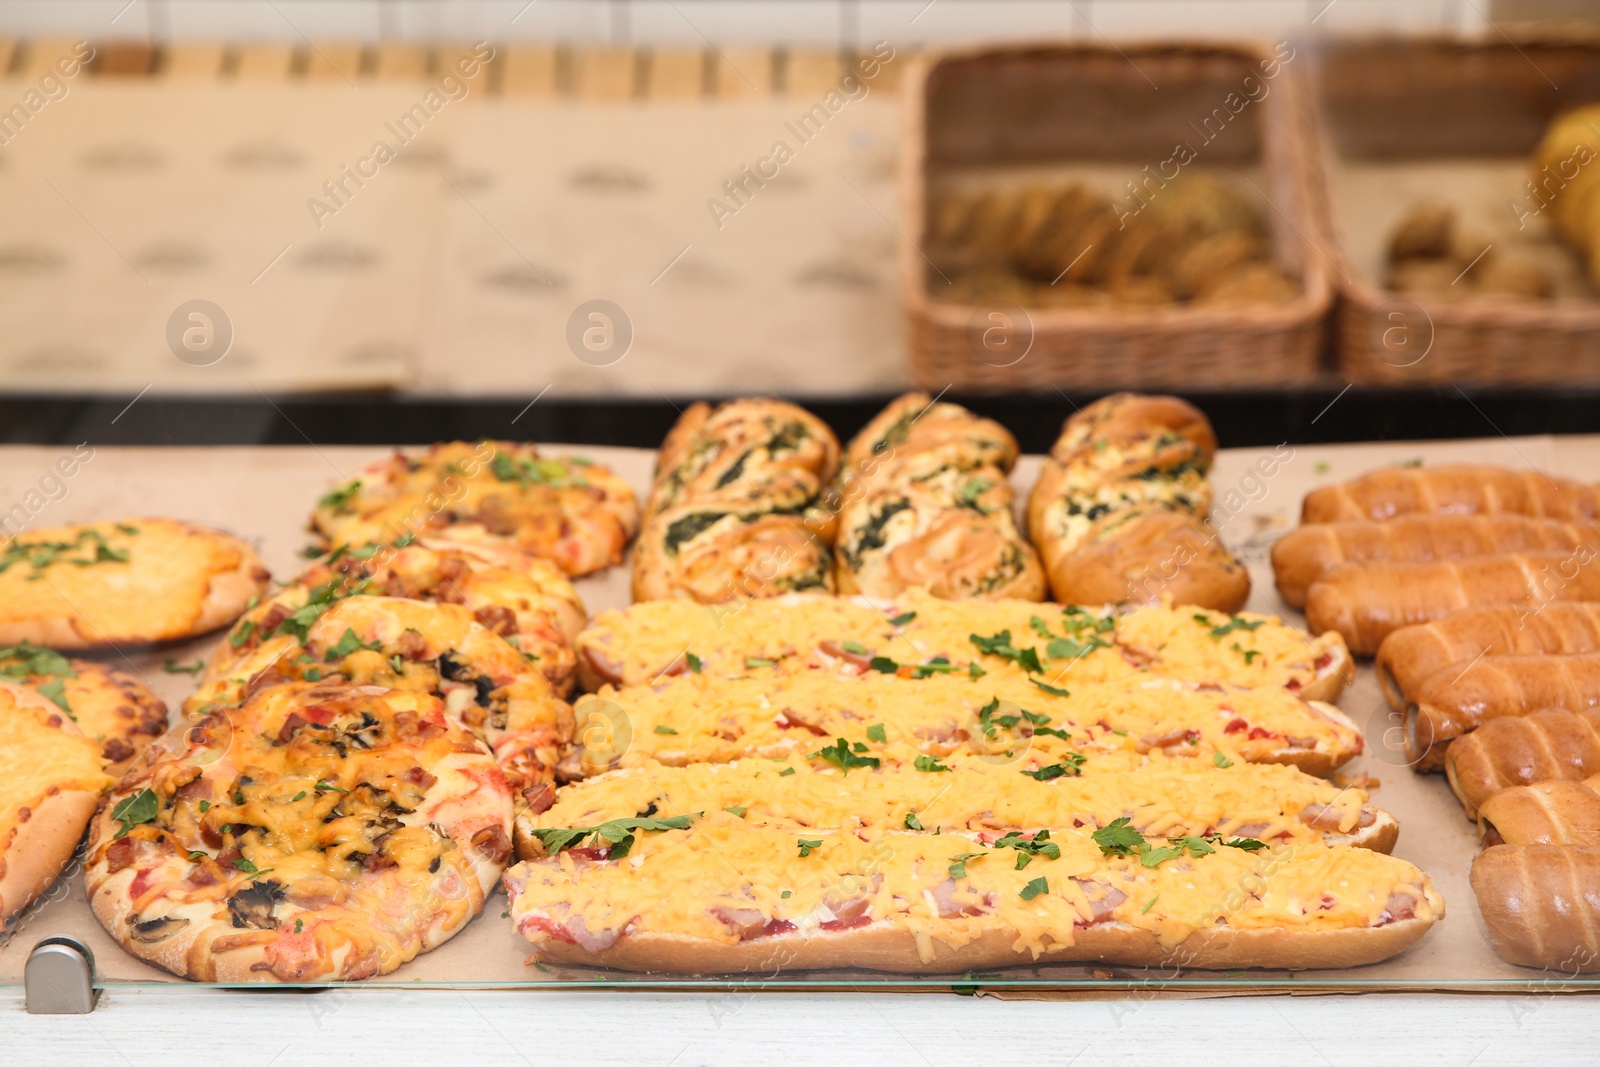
1471 844 1600 972
1406 652 1600 772
1477 776 1600 848
1445 709 1600 820
1301 465 1600 524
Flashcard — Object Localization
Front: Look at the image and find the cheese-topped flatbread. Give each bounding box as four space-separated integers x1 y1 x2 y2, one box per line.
0 519 270 649
0 643 168 773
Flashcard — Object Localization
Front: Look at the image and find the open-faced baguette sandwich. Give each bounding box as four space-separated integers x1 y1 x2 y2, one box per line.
186 595 573 791
1445 709 1600 820
504 812 1442 973
515 750 1398 862
832 393 1045 602
632 399 841 603
576 591 1351 702
562 669 1365 780
1301 465 1600 524
1272 515 1600 609
1376 603 1600 712
1404 651 1600 772
1026 393 1249 612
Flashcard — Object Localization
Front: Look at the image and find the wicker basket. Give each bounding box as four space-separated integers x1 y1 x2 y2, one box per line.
901 41 1332 392
1303 34 1600 384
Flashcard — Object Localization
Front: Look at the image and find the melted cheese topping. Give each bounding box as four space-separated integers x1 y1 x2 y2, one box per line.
505 814 1440 960
530 753 1373 843
0 692 109 844
0 518 262 643
88 684 512 982
572 670 1361 776
578 590 1343 695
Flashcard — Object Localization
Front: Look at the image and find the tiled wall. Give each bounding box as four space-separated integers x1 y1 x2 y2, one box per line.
0 0 1498 45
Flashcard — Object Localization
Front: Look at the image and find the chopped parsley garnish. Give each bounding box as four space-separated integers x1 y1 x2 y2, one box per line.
745 657 777 669
317 481 361 511
1019 877 1049 901
888 611 916 627
1091 817 1145 857
324 627 378 662
913 755 949 773
724 806 747 817
1029 678 1071 697
948 852 986 879
35 677 71 715
313 780 349 794
797 838 823 857
684 652 703 674
841 640 870 655
228 619 257 649
0 642 75 680
530 814 697 859
1199 614 1266 640
992 830 1061 869
868 656 899 674
1022 755 1086 780
162 658 204 676
232 858 275 880
1213 752 1234 769
812 737 880 773
294 919 304 934
291 791 307 802
111 788 159 839
778 767 796 776
969 631 1043 673
389 654 405 674
1231 641 1261 665
866 723 887 743
904 812 924 830
654 725 678 735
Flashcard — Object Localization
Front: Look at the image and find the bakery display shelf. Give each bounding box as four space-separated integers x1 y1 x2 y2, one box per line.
2 438 1599 997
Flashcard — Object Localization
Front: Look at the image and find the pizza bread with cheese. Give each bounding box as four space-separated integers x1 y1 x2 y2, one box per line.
515 751 1397 862
85 683 513 982
576 591 1351 704
505 813 1442 973
0 688 111 931
0 642 167 773
186 596 573 791
0 518 269 649
562 670 1364 780
310 442 640 578
206 535 585 695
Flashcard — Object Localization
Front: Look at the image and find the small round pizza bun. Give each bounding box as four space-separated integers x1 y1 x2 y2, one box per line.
650 399 840 516
0 643 168 774
85 683 513 982
205 536 585 695
0 688 112 931
187 596 573 791
0 519 270 650
308 442 640 578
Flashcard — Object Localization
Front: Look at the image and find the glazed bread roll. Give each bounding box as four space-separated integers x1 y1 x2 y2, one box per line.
1445 709 1600 820
833 393 1045 601
1376 603 1600 711
1303 551 1600 656
1273 515 1600 609
1406 652 1600 772
633 399 841 603
1471 844 1600 972
1027 393 1248 611
1477 776 1600 847
1301 465 1600 524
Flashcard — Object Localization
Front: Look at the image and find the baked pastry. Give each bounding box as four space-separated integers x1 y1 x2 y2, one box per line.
1405 651 1600 772
205 535 585 695
834 393 1045 602
1375 603 1600 712
632 400 840 604
506 816 1439 973
1477 776 1600 847
0 643 167 773
1027 394 1248 611
0 518 269 649
0 688 110 931
517 753 1397 862
562 670 1365 779
1304 552 1600 656
1300 466 1600 524
1273 515 1600 609
576 591 1351 702
1471 844 1600 972
310 441 640 578
85 683 513 982
186 596 573 791
1445 709 1600 820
